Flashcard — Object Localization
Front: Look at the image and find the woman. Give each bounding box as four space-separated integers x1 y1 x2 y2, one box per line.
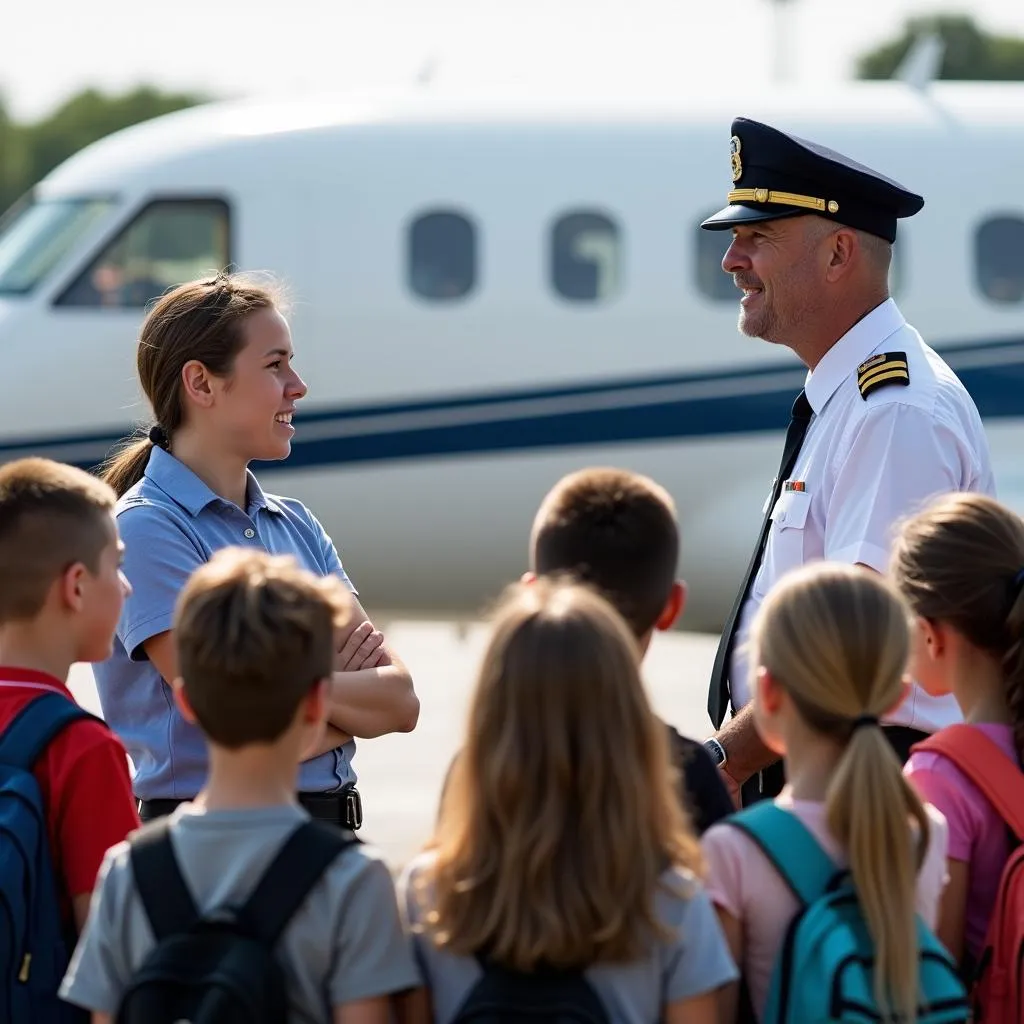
96 271 418 826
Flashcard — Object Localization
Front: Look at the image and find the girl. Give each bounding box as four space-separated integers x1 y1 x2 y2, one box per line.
895 492 1024 969
702 562 949 1023
397 578 737 1024
96 272 418 826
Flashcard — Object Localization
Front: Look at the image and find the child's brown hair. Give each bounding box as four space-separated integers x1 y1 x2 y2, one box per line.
0 457 117 623
174 548 352 748
890 491 1024 762
422 578 701 971
530 467 679 637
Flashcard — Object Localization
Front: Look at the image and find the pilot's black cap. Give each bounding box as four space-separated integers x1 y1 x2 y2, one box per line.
700 117 924 243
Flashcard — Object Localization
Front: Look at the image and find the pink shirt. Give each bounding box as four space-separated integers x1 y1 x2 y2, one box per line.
904 723 1018 960
701 791 949 1021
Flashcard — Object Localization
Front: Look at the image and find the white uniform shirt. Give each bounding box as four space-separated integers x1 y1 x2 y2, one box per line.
728 298 996 731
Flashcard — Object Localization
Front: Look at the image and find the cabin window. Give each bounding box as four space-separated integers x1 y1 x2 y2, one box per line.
56 199 230 308
694 214 735 302
0 197 114 296
550 211 621 302
975 215 1024 304
408 211 476 300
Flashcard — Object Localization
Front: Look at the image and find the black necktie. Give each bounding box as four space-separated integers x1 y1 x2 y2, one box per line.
707 390 814 729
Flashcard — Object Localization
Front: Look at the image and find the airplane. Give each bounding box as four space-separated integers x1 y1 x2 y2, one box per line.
0 78 1022 631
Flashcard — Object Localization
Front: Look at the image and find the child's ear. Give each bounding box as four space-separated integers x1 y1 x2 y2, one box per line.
304 678 327 724
917 617 944 660
756 666 785 715
57 562 89 612
520 571 537 586
171 678 199 725
654 580 687 632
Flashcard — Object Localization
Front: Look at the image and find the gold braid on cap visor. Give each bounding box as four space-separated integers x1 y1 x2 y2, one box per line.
728 188 839 215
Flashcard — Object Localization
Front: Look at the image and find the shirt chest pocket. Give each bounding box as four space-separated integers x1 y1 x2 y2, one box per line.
762 487 812 585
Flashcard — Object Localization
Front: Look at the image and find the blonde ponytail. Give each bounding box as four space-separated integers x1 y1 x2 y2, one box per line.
751 562 926 1021
827 723 930 1019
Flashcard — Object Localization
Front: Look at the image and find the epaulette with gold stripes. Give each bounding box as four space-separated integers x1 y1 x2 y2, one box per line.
857 352 909 400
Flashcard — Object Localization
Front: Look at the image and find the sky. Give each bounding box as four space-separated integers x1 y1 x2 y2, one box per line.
4 0 1024 121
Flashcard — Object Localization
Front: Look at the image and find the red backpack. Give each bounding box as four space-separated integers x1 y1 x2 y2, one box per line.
912 725 1024 1024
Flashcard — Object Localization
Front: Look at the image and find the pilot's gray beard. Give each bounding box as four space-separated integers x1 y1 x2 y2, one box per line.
737 304 775 342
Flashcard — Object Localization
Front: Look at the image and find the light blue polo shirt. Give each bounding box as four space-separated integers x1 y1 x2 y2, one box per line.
94 446 358 800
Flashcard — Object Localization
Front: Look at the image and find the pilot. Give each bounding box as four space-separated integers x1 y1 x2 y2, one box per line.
699 117 996 807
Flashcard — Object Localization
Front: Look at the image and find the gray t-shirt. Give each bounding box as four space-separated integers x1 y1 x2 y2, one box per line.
61 803 421 1023
398 853 738 1024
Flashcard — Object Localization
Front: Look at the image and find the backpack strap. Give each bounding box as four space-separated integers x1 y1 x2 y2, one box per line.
0 691 100 770
912 724 1024 840
128 818 201 940
728 802 839 907
240 820 357 946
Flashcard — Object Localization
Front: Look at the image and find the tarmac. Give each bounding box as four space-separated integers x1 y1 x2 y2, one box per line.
67 619 720 870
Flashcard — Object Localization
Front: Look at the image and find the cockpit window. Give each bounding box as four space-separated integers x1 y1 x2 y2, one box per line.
0 197 114 296
57 199 230 309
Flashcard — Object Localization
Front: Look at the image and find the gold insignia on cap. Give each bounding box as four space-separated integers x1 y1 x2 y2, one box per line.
828 200 840 214
730 135 743 182
728 188 834 213
857 352 909 400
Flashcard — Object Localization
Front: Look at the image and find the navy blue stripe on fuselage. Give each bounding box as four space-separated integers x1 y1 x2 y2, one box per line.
3 335 1024 473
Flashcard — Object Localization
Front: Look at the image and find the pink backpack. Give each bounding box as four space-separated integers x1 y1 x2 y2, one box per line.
912 725 1024 1024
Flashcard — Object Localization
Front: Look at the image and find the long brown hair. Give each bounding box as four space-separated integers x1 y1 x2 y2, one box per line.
421 578 701 971
750 562 927 1022
890 491 1024 762
100 272 280 497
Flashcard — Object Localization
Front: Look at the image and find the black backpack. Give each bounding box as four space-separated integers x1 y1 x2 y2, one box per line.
451 958 612 1024
116 817 356 1024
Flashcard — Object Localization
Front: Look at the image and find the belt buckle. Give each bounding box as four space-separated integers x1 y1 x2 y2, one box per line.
344 787 363 831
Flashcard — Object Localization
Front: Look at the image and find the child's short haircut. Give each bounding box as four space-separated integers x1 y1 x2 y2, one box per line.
531 467 679 637
174 548 353 749
0 457 117 623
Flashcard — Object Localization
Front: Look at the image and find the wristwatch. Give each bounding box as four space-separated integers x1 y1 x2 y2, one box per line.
703 737 728 768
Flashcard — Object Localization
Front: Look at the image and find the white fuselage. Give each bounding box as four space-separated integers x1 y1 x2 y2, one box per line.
1 82 1023 629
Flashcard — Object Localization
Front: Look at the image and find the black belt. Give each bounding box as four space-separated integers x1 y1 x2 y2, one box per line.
138 785 363 830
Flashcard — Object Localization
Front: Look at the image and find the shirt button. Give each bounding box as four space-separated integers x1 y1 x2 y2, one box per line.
244 528 255 539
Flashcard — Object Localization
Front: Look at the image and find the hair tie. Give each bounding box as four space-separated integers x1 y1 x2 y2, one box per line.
851 714 879 732
148 423 169 449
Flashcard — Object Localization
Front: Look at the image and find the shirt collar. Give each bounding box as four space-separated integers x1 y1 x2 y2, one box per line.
144 447 283 518
804 298 906 414
246 473 284 515
0 667 72 695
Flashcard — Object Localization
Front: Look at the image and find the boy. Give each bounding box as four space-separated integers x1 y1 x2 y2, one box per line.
526 467 734 834
0 457 139 931
61 548 420 1024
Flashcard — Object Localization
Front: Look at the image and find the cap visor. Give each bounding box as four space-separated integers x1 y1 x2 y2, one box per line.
700 204 805 230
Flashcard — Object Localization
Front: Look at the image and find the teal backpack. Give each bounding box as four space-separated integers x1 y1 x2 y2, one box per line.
728 803 969 1023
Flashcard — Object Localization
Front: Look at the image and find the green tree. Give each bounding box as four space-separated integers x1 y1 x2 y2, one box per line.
24 85 205 190
0 96 31 214
0 85 206 213
857 14 1024 80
